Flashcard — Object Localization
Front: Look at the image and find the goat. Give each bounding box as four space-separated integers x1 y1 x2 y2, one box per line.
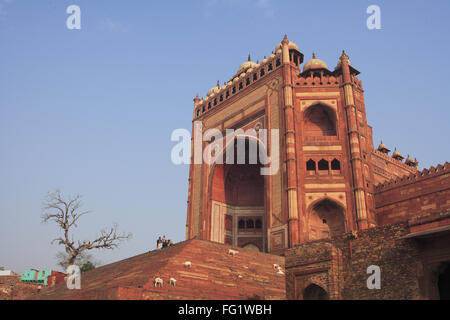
228 249 239 256
169 277 177 287
183 261 192 268
154 277 163 287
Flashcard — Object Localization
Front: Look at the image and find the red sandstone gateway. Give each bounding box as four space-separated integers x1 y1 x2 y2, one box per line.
26 36 450 300
185 35 450 300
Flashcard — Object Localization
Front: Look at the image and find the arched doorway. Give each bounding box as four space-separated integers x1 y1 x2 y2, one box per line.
438 263 450 300
303 284 329 300
308 199 346 241
209 137 266 250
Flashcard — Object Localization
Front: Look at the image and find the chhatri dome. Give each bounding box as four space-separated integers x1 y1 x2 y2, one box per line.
207 81 221 97
392 148 404 161
275 40 299 54
237 54 258 75
405 155 415 166
377 141 390 154
303 52 328 72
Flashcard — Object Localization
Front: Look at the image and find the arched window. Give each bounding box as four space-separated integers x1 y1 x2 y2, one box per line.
196 109 200 117
318 159 329 171
307 159 316 171
260 69 265 77
253 73 258 81
304 104 337 137
238 219 245 229
255 219 262 229
331 159 340 170
246 219 254 229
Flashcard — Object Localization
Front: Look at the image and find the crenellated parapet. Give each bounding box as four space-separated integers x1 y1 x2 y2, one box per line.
193 46 367 118
372 149 418 172
375 161 449 192
295 52 363 89
194 51 283 119
296 72 342 87
295 72 362 89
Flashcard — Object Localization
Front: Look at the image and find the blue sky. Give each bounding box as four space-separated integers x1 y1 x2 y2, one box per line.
1 0 449 273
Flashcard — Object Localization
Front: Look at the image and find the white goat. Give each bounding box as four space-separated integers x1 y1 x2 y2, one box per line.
169 277 177 287
154 277 163 287
183 261 192 268
228 249 239 256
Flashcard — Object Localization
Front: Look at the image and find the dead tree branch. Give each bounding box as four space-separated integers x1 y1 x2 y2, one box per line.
41 189 132 268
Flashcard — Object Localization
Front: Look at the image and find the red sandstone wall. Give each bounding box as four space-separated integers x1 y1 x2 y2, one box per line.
35 240 286 300
0 275 43 300
285 223 425 300
117 240 285 300
375 163 450 225
211 164 226 203
371 150 417 185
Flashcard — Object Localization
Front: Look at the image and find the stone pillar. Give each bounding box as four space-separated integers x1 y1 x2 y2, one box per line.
340 52 368 229
186 95 201 239
282 36 299 245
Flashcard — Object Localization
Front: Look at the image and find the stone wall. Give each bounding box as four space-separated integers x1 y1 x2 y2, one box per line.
341 223 422 299
375 162 450 225
371 150 417 185
285 223 424 299
285 240 344 299
0 275 43 300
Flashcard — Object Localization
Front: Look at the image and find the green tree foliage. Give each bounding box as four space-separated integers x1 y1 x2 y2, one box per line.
80 261 96 273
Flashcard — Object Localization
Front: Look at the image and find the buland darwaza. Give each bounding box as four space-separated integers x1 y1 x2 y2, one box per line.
34 35 450 301
185 35 450 299
186 35 417 252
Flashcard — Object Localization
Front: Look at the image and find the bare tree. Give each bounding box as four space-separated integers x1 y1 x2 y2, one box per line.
41 189 132 268
55 251 100 271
